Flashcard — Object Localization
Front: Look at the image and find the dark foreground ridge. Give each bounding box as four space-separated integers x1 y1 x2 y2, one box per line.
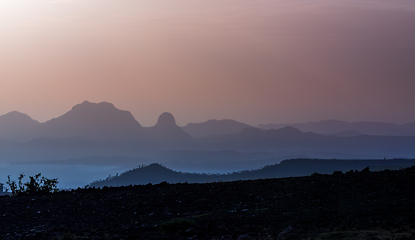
1 167 415 239
90 159 415 187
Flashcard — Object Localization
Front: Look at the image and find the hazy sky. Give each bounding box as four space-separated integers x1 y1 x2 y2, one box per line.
1 0 414 126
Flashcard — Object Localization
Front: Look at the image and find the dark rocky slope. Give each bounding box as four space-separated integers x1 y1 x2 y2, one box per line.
1 167 415 239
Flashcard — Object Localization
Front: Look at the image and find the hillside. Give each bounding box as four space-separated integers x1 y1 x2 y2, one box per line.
183 119 252 138
90 158 415 187
1 167 415 239
0 111 40 141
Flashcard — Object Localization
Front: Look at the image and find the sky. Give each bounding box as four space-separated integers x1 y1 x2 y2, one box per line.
1 0 415 126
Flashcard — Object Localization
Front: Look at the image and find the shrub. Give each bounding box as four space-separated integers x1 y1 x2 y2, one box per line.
6 173 58 196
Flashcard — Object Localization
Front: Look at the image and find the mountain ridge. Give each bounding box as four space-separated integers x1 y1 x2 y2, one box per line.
0 101 415 160
183 119 252 138
90 158 415 187
259 119 415 136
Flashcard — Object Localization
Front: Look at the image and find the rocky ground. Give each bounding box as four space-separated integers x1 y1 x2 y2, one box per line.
1 167 415 240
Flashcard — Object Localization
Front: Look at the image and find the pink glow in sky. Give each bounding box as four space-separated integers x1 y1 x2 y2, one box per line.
1 0 415 126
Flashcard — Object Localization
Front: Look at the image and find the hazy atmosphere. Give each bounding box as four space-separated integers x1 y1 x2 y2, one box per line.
2 1 415 239
1 0 415 126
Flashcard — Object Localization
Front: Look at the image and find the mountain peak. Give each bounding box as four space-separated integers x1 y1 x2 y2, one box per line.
0 111 39 141
72 101 116 111
0 111 39 124
37 101 146 141
156 112 177 127
145 112 193 146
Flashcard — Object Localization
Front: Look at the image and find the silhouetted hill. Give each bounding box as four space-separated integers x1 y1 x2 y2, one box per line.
259 120 415 136
183 119 252 138
144 112 194 148
91 163 221 187
0 111 39 141
31 101 147 142
90 158 415 187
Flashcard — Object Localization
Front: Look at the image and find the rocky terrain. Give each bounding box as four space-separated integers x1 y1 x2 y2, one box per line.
1 167 415 240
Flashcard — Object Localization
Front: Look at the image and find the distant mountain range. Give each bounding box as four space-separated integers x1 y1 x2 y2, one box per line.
259 120 415 136
198 127 415 156
1 101 415 164
183 119 252 138
90 158 415 187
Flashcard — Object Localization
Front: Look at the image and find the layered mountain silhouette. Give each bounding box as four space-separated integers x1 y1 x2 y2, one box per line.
0 111 40 141
144 112 194 148
183 119 252 138
90 158 415 187
259 120 415 136
30 101 147 142
0 101 415 162
200 126 415 156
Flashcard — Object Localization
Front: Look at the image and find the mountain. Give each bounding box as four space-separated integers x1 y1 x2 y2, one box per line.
202 126 318 148
259 120 415 136
199 126 415 157
144 112 194 148
183 119 252 138
0 111 40 141
90 158 415 187
31 101 147 142
1 103 415 161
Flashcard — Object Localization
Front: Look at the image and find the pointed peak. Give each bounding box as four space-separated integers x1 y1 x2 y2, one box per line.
72 100 92 110
156 112 177 127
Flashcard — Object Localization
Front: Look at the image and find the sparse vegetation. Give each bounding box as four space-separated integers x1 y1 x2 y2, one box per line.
6 173 58 196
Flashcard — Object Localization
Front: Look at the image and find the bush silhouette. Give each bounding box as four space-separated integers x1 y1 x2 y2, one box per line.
7 173 58 196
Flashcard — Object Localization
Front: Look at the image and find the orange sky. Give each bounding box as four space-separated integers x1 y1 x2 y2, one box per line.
1 0 415 126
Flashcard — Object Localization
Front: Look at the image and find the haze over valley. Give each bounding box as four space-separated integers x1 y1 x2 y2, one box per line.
0 101 414 188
